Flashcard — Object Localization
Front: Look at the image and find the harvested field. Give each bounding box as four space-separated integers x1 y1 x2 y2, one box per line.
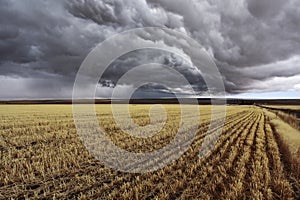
0 105 299 199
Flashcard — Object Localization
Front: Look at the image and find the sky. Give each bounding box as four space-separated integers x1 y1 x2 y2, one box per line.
0 0 300 99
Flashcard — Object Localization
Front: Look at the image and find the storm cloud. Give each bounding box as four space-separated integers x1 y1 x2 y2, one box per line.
0 0 299 99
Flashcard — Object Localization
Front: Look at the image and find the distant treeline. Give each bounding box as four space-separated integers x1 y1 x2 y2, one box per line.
0 98 300 105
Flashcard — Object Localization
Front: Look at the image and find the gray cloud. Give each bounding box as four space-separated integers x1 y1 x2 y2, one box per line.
0 0 300 99
100 49 207 93
247 0 287 19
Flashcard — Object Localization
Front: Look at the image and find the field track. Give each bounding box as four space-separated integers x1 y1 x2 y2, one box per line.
0 105 299 199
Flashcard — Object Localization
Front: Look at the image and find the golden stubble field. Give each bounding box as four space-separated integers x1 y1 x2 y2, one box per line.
0 104 299 199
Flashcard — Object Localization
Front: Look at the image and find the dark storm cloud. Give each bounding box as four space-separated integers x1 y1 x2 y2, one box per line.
65 0 185 29
100 49 207 93
0 0 300 99
0 0 115 98
247 0 286 19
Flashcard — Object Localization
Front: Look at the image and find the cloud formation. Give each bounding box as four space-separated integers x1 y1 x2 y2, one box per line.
0 0 299 99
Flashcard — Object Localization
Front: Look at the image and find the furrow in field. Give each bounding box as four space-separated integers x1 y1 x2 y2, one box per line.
203 111 261 198
67 110 251 199
147 111 256 199
243 113 273 199
122 111 254 171
178 110 260 199
265 121 294 199
105 110 253 199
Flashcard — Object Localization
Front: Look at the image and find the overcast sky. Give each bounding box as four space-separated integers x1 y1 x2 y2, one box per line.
0 0 300 99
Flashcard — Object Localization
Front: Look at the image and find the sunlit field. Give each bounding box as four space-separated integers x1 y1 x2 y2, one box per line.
0 105 299 199
266 105 300 111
